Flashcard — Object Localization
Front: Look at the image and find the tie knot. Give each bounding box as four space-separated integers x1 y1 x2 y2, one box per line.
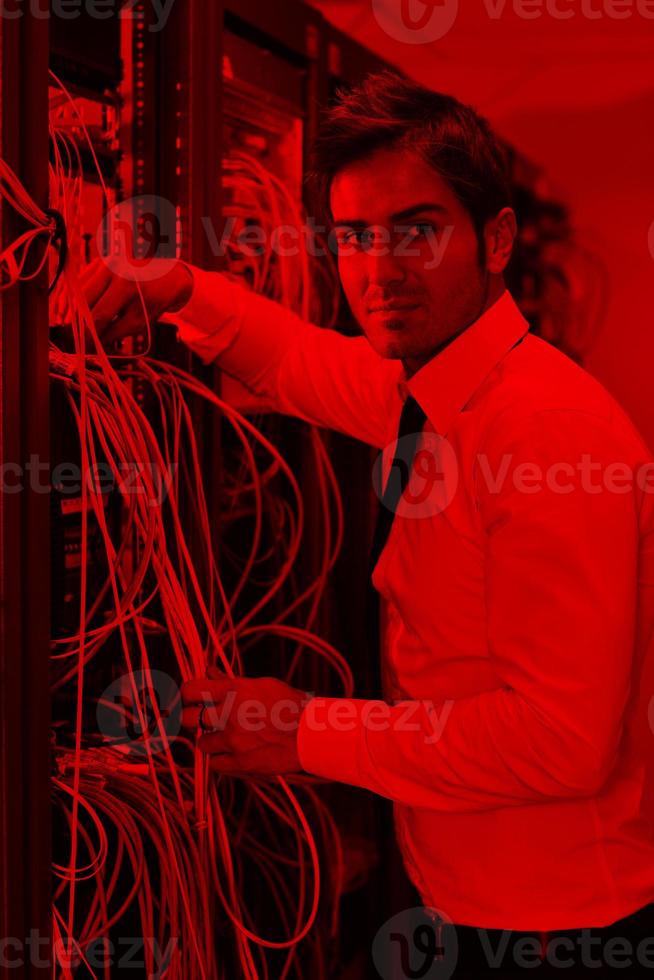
397 395 428 441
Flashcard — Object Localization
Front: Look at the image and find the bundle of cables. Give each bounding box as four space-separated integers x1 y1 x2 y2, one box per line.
0 156 61 291
222 149 340 330
0 70 354 979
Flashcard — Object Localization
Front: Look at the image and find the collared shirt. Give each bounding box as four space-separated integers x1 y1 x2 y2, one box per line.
163 269 654 930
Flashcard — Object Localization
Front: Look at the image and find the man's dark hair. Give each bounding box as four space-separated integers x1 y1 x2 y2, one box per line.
308 70 512 260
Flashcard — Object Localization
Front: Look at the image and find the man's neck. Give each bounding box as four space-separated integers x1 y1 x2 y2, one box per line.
402 278 506 379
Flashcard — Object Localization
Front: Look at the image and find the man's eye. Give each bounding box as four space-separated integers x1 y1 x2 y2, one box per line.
407 222 436 238
348 230 370 244
337 229 375 249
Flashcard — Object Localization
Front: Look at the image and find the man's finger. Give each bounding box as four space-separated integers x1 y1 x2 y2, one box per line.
101 290 176 346
79 255 103 282
81 258 114 308
197 732 231 753
180 704 228 731
181 677 235 705
91 279 135 335
209 755 246 775
180 706 202 730
101 310 148 347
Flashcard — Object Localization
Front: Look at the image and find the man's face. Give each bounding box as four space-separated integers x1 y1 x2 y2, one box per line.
330 146 490 375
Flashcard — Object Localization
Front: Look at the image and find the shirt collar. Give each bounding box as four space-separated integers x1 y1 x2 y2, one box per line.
401 290 530 435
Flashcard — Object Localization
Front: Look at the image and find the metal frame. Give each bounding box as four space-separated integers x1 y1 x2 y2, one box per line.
0 10 52 974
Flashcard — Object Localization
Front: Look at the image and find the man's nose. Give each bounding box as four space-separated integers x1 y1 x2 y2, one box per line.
365 238 406 288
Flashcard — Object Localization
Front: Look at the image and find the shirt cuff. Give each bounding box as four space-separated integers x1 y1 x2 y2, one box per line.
159 264 242 365
297 697 386 785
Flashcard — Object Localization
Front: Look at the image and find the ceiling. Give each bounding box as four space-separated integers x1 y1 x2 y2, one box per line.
305 0 654 146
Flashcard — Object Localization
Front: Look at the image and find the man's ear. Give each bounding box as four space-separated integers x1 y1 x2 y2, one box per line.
484 208 517 275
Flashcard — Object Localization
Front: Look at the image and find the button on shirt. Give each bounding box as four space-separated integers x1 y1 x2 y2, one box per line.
163 268 654 930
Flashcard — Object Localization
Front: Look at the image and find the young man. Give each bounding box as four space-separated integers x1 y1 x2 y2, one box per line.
86 72 654 976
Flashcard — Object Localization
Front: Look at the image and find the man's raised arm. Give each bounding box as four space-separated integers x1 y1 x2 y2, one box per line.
86 256 399 449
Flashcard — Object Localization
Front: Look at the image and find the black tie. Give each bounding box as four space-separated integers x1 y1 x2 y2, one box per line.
366 395 428 697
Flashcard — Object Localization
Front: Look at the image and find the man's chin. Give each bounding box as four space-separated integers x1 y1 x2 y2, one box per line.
364 334 406 359
376 343 405 360
361 327 416 361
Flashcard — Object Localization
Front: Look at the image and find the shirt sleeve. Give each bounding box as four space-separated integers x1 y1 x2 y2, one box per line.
297 408 643 810
159 264 400 449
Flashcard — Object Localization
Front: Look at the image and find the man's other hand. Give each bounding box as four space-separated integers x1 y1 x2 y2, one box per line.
181 666 310 777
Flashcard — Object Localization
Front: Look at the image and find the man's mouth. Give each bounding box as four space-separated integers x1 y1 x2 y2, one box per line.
369 303 421 314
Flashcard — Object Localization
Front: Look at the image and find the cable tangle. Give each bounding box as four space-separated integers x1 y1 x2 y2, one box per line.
1 71 350 979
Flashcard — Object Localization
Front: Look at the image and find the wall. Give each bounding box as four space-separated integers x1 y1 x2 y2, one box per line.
500 91 654 451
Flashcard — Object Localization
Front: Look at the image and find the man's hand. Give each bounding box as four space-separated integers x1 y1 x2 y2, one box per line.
81 255 194 345
180 666 310 776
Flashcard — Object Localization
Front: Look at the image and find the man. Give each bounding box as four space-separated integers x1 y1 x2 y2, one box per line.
86 72 654 976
